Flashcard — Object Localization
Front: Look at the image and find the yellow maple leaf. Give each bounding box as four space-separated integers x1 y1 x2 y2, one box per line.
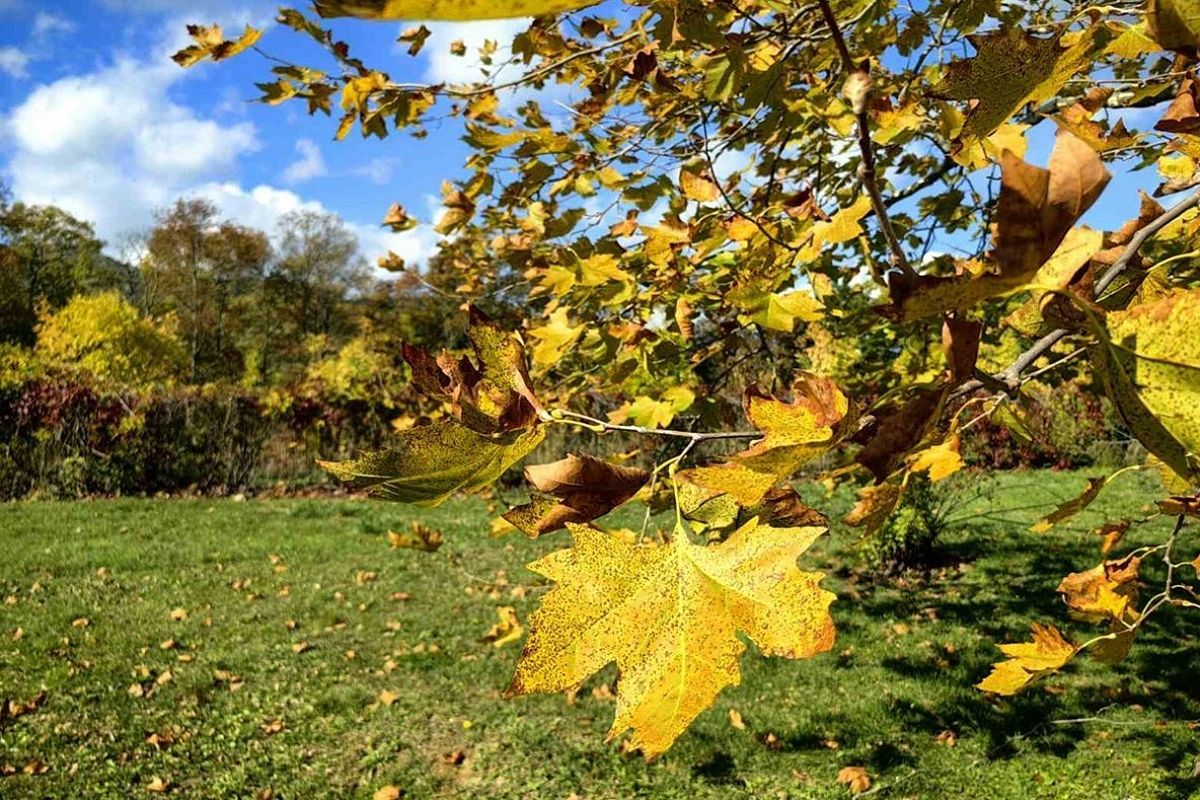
1056 556 1141 624
528 308 584 367
680 375 849 506
977 623 1077 695
679 167 721 203
907 434 964 482
1094 288 1200 482
507 520 835 758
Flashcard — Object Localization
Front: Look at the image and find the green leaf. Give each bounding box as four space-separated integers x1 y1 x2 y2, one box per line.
319 421 546 506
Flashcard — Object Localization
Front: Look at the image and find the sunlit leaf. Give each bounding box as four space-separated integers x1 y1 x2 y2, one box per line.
978 623 1076 695
507 519 835 758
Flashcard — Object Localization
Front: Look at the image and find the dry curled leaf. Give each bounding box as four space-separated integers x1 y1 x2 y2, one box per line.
504 454 649 537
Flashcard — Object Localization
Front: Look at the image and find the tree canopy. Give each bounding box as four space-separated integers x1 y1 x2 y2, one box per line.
176 0 1200 759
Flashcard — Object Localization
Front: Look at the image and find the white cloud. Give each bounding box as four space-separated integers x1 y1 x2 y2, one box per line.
32 11 74 38
3 12 441 275
422 19 533 86
419 19 581 116
192 181 442 273
0 47 29 78
352 156 403 186
5 53 259 241
282 138 328 184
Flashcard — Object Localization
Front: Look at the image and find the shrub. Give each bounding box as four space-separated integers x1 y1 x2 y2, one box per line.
861 475 947 574
35 291 186 388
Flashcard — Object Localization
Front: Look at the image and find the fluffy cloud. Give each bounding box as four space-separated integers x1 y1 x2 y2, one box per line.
0 46 29 78
3 9 441 272
6 52 260 238
282 139 329 184
193 182 442 274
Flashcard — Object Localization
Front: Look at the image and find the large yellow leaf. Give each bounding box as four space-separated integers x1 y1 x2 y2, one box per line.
932 27 1099 147
314 0 594 20
507 520 835 758
319 421 545 506
679 375 850 505
1091 288 1200 482
977 623 1077 695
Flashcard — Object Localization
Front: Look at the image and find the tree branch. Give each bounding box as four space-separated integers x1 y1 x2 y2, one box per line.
951 185 1200 401
817 0 916 280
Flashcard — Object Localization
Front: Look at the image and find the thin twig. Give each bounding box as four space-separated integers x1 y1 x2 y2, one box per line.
817 0 916 279
550 409 760 442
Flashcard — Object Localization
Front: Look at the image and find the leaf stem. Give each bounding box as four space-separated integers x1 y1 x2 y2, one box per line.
549 409 760 441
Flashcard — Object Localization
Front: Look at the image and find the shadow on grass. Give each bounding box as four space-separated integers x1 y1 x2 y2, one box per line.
829 512 1200 792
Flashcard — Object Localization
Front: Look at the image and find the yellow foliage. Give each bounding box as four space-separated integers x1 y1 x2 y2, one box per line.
35 292 185 388
508 520 835 758
977 623 1076 695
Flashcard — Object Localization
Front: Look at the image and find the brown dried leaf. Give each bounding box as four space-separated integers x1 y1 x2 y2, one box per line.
504 455 649 537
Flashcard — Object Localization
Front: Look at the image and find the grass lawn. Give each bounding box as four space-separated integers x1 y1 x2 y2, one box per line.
1 469 1198 799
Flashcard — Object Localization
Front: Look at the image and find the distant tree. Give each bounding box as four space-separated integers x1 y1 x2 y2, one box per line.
270 209 369 338
144 199 271 382
0 201 107 344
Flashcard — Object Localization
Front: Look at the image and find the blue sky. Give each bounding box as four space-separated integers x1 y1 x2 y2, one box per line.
0 1 1173 271
0 0 540 267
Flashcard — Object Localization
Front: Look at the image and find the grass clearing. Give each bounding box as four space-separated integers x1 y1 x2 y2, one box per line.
1 469 1198 799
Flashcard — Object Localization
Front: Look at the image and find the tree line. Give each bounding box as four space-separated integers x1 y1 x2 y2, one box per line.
0 184 465 390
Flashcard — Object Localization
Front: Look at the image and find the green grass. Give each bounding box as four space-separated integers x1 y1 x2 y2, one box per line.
1 469 1198 799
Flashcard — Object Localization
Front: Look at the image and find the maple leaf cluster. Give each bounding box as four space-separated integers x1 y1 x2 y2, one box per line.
176 0 1200 759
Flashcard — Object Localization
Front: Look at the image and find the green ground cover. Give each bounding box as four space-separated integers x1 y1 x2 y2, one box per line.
0 469 1197 799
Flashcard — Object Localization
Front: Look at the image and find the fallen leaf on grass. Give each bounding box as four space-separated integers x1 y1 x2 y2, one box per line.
837 766 872 794
169 608 188 622
379 689 398 706
291 641 313 655
388 523 444 552
146 776 170 793
373 787 401 800
728 709 746 730
482 606 523 648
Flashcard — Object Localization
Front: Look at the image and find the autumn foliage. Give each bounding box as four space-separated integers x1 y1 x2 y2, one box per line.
177 0 1200 759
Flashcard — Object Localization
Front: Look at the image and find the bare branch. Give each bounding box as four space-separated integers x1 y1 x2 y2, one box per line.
816 0 916 280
